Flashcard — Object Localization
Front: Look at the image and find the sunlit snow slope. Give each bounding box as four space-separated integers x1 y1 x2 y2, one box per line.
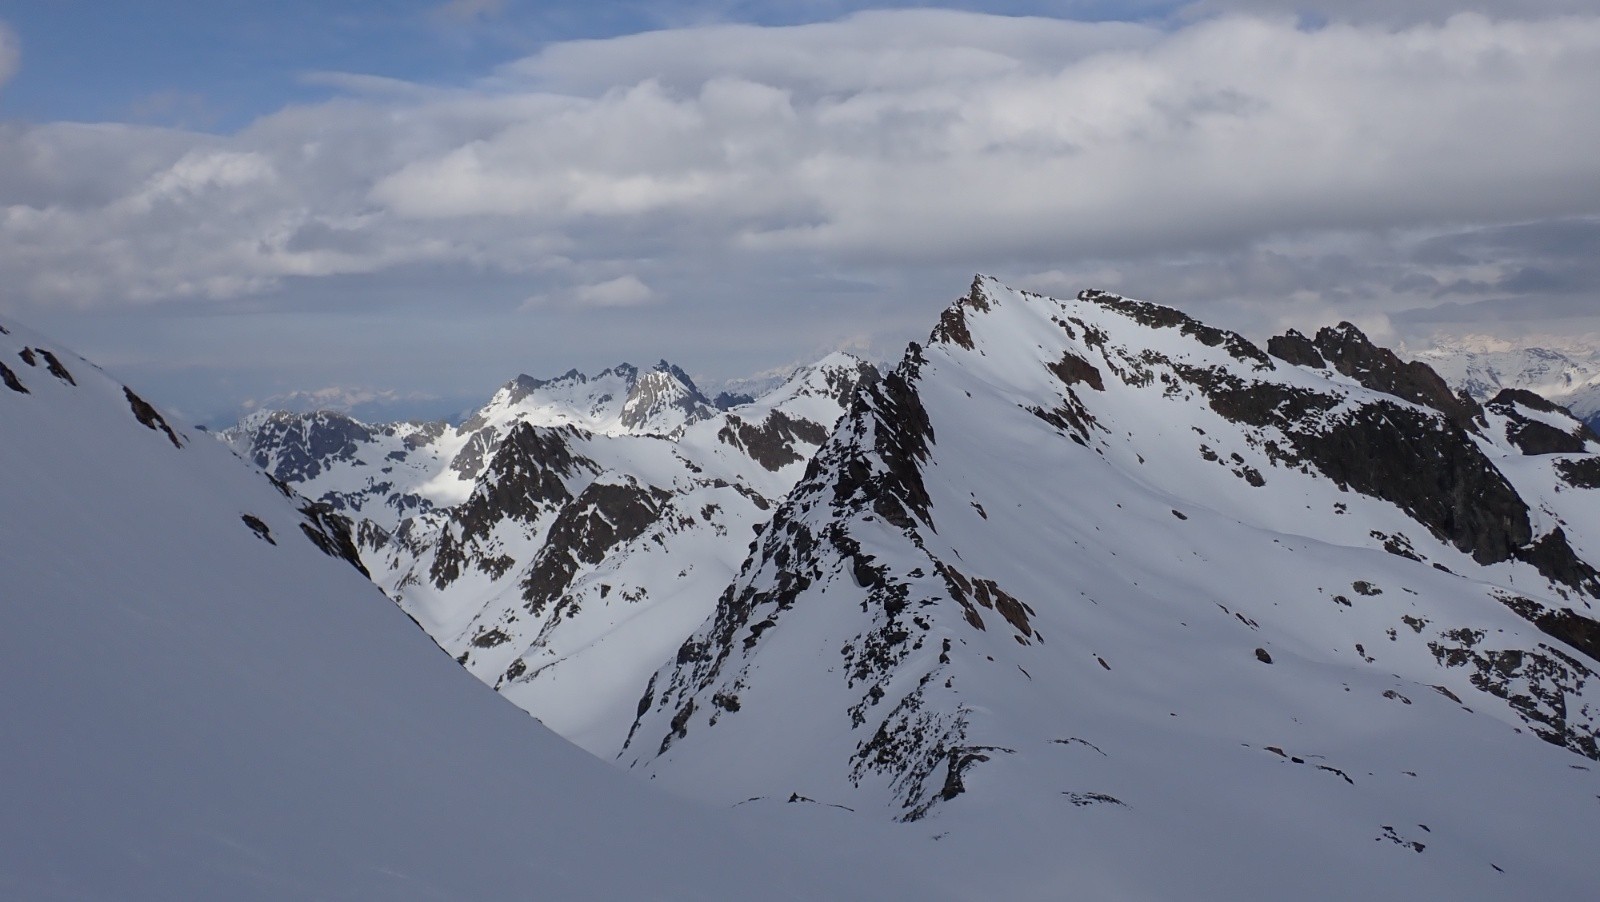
0 319 915 901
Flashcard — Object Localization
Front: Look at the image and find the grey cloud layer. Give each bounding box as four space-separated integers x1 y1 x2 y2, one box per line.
1 10 1597 356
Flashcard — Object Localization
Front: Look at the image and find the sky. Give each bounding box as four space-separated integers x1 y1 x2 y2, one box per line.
0 1 1597 424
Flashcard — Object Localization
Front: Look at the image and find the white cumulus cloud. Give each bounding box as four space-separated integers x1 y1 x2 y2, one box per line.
2 8 1599 348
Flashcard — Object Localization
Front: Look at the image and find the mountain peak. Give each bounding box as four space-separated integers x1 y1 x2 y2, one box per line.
621 277 1600 895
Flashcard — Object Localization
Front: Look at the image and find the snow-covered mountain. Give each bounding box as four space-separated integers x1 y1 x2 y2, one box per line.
617 277 1600 898
477 359 717 437
1409 339 1600 426
0 319 928 899
224 352 877 753
211 276 1600 898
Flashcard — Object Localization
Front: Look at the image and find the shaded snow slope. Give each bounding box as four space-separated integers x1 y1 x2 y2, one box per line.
621 277 1600 899
0 319 921 901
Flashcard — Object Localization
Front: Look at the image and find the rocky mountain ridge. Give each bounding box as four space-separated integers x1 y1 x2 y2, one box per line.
614 276 1600 897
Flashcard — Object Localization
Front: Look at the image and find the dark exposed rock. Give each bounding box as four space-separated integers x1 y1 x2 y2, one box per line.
1378 825 1426 852
448 427 500 482
1046 352 1105 392
520 479 673 617
712 391 755 410
238 411 376 482
1312 323 1482 430
661 698 696 755
470 628 510 648
0 361 27 394
1486 389 1594 455
431 424 595 588
502 658 526 683
1184 365 1533 570
37 350 75 385
123 387 183 448
240 514 275 544
296 502 371 577
1491 387 1565 416
459 424 584 543
931 303 975 350
1556 457 1600 489
1081 289 1272 368
1512 529 1600 596
1063 791 1127 808
718 410 830 472
1255 648 1273 664
938 746 1007 801
1429 627 1598 760
1267 330 1326 369
1492 591 1600 667
939 563 1035 639
805 354 939 535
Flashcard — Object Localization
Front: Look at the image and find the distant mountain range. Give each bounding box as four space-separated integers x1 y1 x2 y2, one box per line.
1410 341 1600 437
222 351 876 752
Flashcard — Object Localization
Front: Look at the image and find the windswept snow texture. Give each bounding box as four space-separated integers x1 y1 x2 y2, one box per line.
624 277 1600 899
224 353 876 753
0 320 916 901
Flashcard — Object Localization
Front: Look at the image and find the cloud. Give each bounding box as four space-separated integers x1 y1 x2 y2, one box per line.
1192 0 1600 25
2 7 1599 357
377 12 1600 271
0 21 18 92
242 385 434 413
523 275 656 309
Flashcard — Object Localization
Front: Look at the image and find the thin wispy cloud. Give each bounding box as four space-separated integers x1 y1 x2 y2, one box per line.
523 275 658 310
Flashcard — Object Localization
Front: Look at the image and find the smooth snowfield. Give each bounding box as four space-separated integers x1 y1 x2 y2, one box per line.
0 320 929 901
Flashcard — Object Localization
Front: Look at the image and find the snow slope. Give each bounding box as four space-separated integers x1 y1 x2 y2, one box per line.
0 319 924 901
622 277 1600 899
